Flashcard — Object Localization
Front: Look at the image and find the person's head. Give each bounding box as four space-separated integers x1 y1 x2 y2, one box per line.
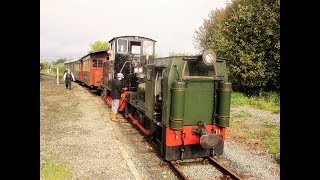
117 73 124 80
67 68 71 72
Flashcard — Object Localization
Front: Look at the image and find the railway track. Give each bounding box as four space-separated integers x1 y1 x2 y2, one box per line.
143 135 243 180
167 158 243 180
207 157 243 180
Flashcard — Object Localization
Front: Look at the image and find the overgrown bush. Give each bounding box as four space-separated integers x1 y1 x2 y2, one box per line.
40 62 50 70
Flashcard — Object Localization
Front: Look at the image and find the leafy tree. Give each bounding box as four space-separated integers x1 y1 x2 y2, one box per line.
194 0 280 95
89 40 109 53
40 62 49 70
54 58 67 65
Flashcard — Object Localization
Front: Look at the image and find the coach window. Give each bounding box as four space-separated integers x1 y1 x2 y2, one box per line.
98 59 103 67
83 60 89 71
92 59 97 67
117 38 128 54
143 40 154 55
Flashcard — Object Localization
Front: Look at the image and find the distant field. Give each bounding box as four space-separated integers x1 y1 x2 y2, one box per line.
41 62 65 77
53 62 65 68
231 92 280 113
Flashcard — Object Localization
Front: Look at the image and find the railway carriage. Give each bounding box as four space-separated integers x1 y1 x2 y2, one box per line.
99 35 232 161
80 50 109 89
72 58 82 82
64 58 77 75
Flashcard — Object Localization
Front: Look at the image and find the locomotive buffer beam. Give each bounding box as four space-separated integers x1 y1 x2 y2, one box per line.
192 121 222 149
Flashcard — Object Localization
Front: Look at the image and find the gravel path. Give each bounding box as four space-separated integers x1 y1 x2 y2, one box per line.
219 141 280 180
40 76 177 179
41 77 138 179
221 105 280 180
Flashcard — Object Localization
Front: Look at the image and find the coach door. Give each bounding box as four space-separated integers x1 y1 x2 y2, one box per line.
96 59 104 85
91 59 97 86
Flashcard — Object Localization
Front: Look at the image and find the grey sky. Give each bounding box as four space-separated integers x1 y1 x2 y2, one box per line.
40 0 227 61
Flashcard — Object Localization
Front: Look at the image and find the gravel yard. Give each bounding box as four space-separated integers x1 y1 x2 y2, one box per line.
40 76 280 180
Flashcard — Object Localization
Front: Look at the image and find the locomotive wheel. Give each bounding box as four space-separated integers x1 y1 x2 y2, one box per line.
96 90 101 96
124 104 130 118
134 110 144 125
100 91 105 100
101 88 107 100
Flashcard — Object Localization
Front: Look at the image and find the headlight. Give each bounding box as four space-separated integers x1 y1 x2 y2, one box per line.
138 67 143 73
202 50 216 66
134 67 139 73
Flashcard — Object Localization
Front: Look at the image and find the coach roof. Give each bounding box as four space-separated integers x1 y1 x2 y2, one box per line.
64 58 79 64
79 50 108 60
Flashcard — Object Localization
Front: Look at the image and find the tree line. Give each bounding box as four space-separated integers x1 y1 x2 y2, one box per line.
194 0 280 96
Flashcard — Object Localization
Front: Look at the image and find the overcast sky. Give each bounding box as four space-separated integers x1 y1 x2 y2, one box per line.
40 0 227 61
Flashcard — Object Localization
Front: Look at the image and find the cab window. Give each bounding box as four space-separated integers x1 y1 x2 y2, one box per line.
143 40 154 55
130 41 141 54
117 39 128 54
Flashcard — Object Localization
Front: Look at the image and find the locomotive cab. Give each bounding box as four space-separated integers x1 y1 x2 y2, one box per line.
100 36 156 109
103 36 156 92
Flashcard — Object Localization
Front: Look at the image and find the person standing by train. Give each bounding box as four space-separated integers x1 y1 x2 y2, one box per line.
110 72 124 121
63 68 75 90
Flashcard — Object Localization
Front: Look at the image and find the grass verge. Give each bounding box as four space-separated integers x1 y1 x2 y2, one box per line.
228 114 280 164
231 92 280 113
40 155 72 180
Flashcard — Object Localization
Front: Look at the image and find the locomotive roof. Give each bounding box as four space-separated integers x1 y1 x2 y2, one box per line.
108 36 156 43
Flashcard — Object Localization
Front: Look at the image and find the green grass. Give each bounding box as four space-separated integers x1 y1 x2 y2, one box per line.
234 110 252 118
53 62 65 68
231 92 280 113
40 158 72 180
229 116 280 163
40 63 65 77
261 120 280 156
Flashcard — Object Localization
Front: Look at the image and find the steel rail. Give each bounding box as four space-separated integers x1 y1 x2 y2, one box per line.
167 161 190 180
207 157 243 180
